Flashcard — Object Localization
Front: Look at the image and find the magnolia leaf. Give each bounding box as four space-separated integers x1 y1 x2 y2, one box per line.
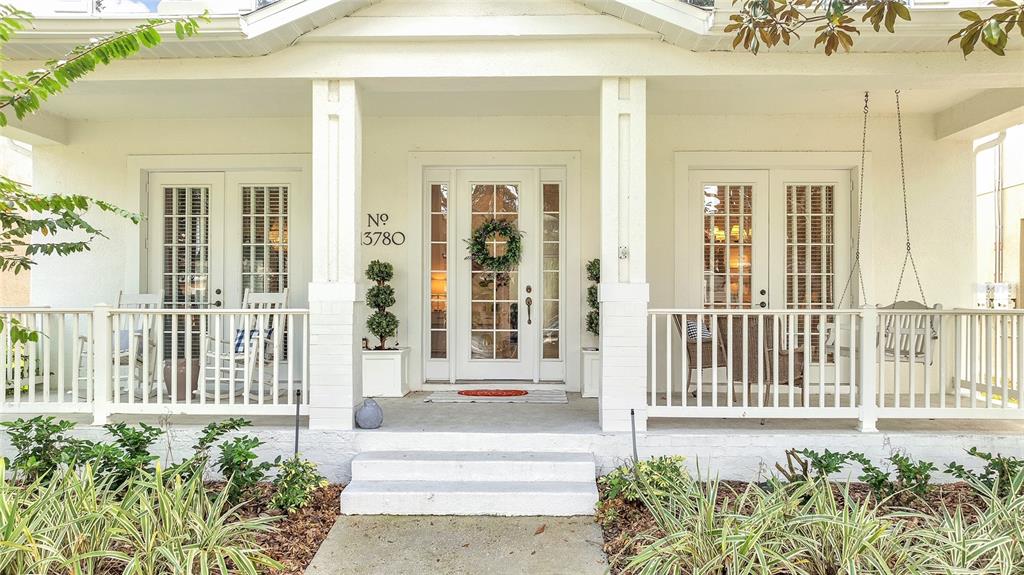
959 9 982 21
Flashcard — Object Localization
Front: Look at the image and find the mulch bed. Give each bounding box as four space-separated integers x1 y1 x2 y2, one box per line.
224 483 343 574
598 481 984 574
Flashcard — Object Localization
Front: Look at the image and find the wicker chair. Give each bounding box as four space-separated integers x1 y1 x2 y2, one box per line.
674 313 806 406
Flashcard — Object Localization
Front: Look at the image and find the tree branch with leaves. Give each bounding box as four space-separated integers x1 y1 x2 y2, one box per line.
0 5 206 344
726 0 1023 56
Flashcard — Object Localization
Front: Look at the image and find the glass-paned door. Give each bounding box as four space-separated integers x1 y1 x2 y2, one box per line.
690 169 850 309
148 173 226 360
455 169 539 380
691 170 770 308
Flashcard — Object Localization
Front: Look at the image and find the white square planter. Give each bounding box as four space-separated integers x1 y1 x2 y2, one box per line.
361 347 409 398
581 348 600 398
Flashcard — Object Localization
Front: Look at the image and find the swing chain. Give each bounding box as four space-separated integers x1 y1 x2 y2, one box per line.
892 89 928 308
838 90 870 307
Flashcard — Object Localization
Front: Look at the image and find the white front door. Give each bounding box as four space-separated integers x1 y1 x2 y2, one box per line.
455 169 540 380
689 169 851 309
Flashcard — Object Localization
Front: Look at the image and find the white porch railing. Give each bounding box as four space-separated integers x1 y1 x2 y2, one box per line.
2 306 309 422
2 308 94 414
648 308 1024 428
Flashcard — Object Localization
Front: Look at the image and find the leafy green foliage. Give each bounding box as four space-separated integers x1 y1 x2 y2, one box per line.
946 447 1024 497
585 258 600 337
0 6 209 127
586 258 601 283
851 452 935 501
271 456 328 513
365 259 399 349
607 462 1024 575
775 447 858 482
217 435 276 504
171 417 251 481
76 422 164 487
0 460 282 574
725 0 1021 56
0 5 205 344
465 218 524 272
0 416 76 480
364 259 394 283
950 0 1024 56
366 284 396 309
599 455 688 502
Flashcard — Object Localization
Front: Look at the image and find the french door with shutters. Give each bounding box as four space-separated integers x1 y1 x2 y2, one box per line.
689 169 851 310
148 171 299 312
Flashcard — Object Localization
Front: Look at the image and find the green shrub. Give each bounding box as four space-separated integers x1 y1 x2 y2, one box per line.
365 259 399 349
625 477 805 575
776 448 859 482
271 456 328 513
216 435 276 504
585 259 600 337
946 447 1024 498
0 460 281 574
0 416 77 480
599 455 688 502
74 422 164 487
169 417 251 481
852 452 936 501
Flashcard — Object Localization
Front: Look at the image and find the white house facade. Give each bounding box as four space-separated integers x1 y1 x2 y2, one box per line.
2 0 1024 499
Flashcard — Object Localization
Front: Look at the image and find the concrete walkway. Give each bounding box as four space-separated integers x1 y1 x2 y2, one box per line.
305 516 608 575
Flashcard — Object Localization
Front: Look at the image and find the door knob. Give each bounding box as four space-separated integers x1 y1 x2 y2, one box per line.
213 300 222 308
525 296 533 325
759 302 767 308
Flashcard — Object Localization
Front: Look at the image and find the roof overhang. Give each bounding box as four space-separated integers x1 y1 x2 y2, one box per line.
1 0 1016 60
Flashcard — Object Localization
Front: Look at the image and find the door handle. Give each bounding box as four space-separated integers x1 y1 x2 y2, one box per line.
758 302 767 308
525 296 533 325
213 300 222 308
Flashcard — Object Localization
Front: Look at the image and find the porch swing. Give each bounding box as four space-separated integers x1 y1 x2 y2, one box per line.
838 90 941 366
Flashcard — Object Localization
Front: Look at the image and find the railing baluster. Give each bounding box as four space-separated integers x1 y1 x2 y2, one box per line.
772 314 780 408
727 314 734 407
649 313 657 407
664 313 672 408
696 312 703 408
757 314 764 409
818 312 825 409
908 314 916 409
742 313 749 408
1002 314 1009 408
711 312 718 408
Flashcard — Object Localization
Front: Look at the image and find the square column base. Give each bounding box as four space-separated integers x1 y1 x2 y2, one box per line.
598 283 648 433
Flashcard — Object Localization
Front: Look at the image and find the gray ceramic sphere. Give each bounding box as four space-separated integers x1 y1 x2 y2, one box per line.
355 398 384 429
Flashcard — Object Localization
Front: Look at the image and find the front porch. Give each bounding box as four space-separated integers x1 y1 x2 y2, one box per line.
3 73 1022 440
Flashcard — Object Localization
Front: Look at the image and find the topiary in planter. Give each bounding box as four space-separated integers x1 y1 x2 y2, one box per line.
365 260 398 350
586 258 600 337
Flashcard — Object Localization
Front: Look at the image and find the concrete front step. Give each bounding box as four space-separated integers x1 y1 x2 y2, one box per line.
350 451 596 483
341 479 599 516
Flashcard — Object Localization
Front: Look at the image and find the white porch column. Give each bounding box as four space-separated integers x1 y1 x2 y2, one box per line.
598 77 648 433
308 79 362 430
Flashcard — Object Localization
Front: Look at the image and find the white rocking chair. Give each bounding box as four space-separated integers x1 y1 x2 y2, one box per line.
77 291 163 400
200 289 288 401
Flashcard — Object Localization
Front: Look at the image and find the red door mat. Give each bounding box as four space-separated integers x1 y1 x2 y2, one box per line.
457 389 529 397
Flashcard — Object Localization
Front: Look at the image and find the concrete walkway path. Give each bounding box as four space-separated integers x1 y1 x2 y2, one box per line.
305 515 608 575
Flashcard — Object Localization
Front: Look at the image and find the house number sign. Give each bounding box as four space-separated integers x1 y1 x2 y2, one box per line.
362 213 405 246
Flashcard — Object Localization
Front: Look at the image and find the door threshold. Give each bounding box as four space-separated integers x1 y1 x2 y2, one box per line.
422 380 566 391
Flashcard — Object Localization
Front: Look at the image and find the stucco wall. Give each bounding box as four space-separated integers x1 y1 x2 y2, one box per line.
29 111 974 384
